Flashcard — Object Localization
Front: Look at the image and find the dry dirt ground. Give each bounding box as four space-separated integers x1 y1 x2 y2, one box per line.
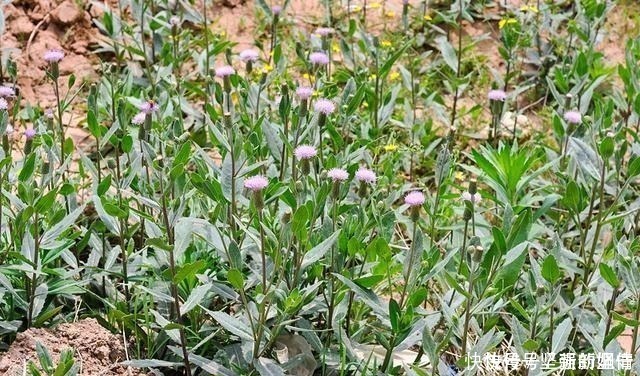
0 318 145 375
0 0 637 370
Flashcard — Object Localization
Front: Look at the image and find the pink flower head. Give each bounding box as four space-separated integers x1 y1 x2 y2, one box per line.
239 49 259 62
272 5 282 15
294 145 317 160
462 191 481 204
169 16 180 26
327 168 349 182
132 112 146 125
403 0 409 4
488 89 506 101
44 108 54 119
404 191 425 207
43 49 64 63
0 86 15 97
215 65 236 78
0 98 7 111
355 167 376 184
24 128 36 140
244 175 269 191
296 86 314 100
139 100 159 115
563 110 581 124
5 124 13 136
310 52 330 66
315 27 334 36
314 99 335 115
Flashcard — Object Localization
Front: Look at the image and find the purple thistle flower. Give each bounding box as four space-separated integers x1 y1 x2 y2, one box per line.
314 99 335 115
24 128 36 140
355 168 376 184
294 145 317 160
244 175 269 191
563 110 581 124
272 5 282 15
488 89 507 101
0 86 15 97
139 100 159 115
239 49 259 62
296 86 314 100
132 112 146 125
0 98 7 111
462 191 481 204
404 191 425 207
215 65 236 78
44 108 54 119
315 27 334 36
309 51 330 66
327 168 349 182
43 49 64 63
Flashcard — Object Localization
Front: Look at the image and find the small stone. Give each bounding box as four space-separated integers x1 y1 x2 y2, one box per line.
51 0 82 25
12 16 34 37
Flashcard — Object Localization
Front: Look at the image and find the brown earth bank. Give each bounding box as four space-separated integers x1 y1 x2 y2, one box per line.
0 318 146 375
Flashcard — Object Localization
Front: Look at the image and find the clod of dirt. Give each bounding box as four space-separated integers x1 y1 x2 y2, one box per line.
0 319 145 375
50 0 83 25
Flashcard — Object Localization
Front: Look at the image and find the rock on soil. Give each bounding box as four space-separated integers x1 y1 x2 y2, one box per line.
0 319 145 375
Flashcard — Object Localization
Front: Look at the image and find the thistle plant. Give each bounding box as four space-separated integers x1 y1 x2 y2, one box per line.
0 2 637 376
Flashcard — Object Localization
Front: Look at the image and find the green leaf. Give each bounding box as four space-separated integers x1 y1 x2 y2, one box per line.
97 174 112 196
612 311 638 327
34 189 58 214
522 339 539 352
436 36 458 72
389 298 401 332
173 260 206 284
300 230 340 270
35 342 54 372
493 242 528 289
227 268 244 290
333 274 387 318
121 135 133 153
598 136 614 159
207 310 254 341
40 206 84 249
604 323 625 347
599 263 620 288
541 255 561 283
180 283 212 315
19 153 36 181
551 317 572 354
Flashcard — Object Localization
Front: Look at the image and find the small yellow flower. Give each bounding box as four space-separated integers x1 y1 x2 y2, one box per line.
389 71 400 81
302 73 311 80
371 74 377 80
350 5 362 13
261 64 274 73
332 43 340 53
520 5 539 13
454 171 464 181
498 17 517 29
369 2 382 9
384 11 395 18
384 144 398 152
423 15 432 21
381 40 392 48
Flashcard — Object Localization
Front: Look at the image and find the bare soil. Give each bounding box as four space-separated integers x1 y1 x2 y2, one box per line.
0 319 145 375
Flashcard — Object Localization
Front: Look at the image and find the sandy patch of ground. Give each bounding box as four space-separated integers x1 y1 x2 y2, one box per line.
0 318 146 375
